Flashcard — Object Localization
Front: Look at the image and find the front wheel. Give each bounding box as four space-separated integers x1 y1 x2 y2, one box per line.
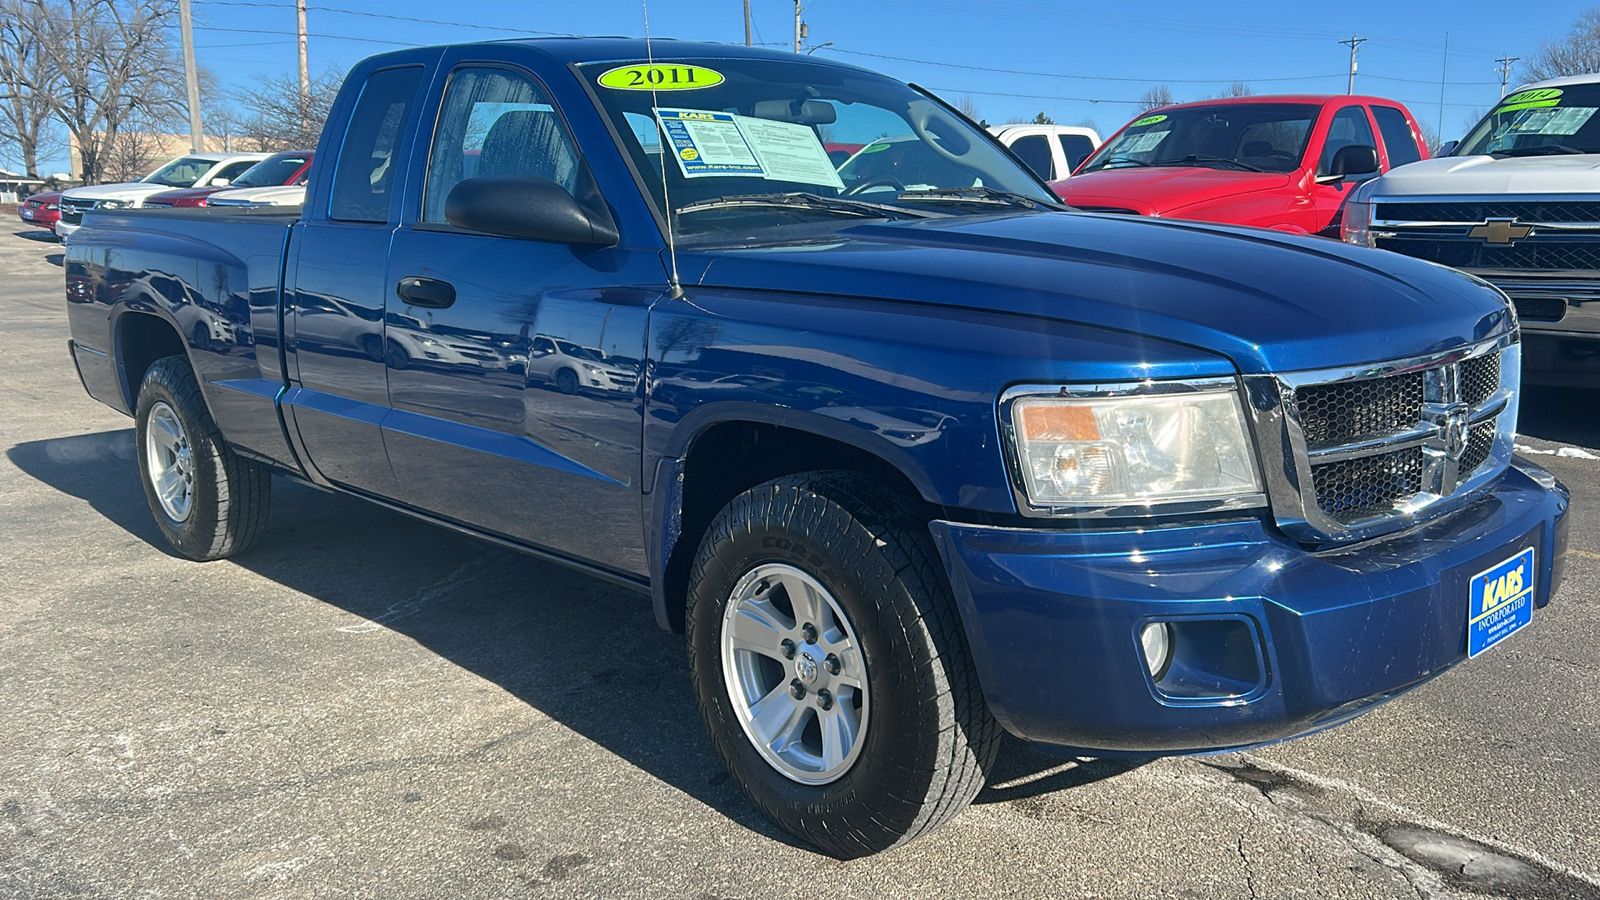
135 355 272 560
687 471 1000 857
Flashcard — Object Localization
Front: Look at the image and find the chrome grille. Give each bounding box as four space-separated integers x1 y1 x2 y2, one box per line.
59 197 95 225
1294 372 1423 445
1377 201 1600 223
1312 447 1424 523
1375 236 1600 271
1245 335 1519 542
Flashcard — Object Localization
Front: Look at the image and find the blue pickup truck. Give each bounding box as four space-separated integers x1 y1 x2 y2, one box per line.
63 39 1568 857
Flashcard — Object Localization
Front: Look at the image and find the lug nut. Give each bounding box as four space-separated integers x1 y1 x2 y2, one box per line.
789 679 807 700
780 638 797 659
801 623 818 644
816 689 834 711
824 653 841 675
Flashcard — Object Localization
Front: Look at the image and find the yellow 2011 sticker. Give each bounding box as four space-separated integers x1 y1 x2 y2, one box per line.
598 64 725 91
1497 88 1562 113
1130 114 1167 127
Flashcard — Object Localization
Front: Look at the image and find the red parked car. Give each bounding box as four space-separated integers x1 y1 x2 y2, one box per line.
1053 95 1430 236
18 191 61 233
144 150 313 208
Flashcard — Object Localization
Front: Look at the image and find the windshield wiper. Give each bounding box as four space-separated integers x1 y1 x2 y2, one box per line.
674 192 938 219
1489 143 1588 158
1085 156 1152 171
895 186 1064 211
1150 154 1266 172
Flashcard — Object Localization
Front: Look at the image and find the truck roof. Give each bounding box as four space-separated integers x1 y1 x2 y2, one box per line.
358 36 884 74
1514 72 1600 91
1146 94 1410 111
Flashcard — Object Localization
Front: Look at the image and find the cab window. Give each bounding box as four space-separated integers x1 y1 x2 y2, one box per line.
1319 106 1379 177
329 65 423 223
422 66 580 224
1008 134 1053 180
1372 106 1422 168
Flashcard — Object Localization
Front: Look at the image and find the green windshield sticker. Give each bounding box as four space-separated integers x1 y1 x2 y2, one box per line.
1496 88 1563 113
598 64 725 91
1130 114 1167 127
860 142 892 153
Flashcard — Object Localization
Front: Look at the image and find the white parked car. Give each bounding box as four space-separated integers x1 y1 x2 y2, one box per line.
207 184 307 208
55 152 270 239
1343 73 1600 387
988 124 1102 182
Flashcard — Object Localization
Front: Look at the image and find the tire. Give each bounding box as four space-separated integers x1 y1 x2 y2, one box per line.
554 367 579 395
134 355 272 560
687 471 1000 857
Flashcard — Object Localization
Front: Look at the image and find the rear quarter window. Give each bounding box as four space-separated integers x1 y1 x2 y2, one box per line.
1372 106 1422 168
329 66 424 223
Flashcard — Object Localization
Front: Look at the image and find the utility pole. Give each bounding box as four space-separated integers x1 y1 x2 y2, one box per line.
297 0 310 130
1339 34 1368 95
178 0 204 152
1437 32 1448 147
744 0 751 47
1496 54 1521 97
794 0 802 53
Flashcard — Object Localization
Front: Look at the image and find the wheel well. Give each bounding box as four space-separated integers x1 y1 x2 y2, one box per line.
117 312 186 408
660 422 930 632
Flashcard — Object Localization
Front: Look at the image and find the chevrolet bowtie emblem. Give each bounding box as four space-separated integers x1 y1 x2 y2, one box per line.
1469 218 1534 245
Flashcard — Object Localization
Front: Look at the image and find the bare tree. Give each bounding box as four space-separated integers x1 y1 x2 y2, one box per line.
231 69 342 151
1074 117 1099 133
1525 8 1600 83
19 0 186 184
1216 82 1253 98
0 0 64 176
1137 86 1175 113
100 117 158 181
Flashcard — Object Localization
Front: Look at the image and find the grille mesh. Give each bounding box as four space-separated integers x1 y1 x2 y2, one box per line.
1295 372 1424 445
1461 420 1497 476
1375 237 1600 271
1461 353 1501 407
1377 201 1600 223
1311 448 1425 524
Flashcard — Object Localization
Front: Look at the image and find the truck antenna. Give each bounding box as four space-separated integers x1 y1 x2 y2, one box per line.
643 0 685 299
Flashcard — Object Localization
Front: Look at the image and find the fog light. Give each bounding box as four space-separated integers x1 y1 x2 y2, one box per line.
1140 622 1173 679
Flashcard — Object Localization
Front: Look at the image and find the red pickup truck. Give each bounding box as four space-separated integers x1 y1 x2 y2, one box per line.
1052 95 1430 235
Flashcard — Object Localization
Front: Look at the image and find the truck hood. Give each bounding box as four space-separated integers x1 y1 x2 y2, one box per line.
685 212 1511 376
1052 168 1292 215
62 182 180 205
209 184 305 205
1371 154 1600 196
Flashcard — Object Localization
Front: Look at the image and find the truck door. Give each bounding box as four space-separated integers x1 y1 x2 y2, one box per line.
379 63 649 575
282 62 428 494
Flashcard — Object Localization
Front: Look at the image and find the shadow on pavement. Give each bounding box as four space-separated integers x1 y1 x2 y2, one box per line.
10 429 1129 850
1520 385 1600 449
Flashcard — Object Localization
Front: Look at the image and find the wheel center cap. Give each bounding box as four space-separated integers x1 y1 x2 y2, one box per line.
796 652 820 685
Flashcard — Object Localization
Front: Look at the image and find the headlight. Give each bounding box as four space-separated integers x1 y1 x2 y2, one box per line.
96 198 132 210
1340 179 1379 247
45 203 57 210
1006 381 1262 511
582 363 604 373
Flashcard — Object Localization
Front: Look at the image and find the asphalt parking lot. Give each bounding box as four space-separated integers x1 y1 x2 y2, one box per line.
2 224 1598 900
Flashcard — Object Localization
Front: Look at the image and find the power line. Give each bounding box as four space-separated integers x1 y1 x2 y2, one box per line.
823 47 1345 84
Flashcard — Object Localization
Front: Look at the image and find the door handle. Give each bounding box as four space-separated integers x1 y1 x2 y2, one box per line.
396 275 456 309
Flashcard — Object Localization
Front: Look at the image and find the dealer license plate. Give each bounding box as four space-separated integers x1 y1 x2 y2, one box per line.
20 209 31 219
1467 548 1535 658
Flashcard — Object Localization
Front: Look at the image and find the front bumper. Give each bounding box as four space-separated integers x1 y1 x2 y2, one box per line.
930 459 1568 754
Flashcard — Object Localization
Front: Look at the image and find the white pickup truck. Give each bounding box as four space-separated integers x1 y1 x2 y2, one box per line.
1343 74 1600 387
988 123 1101 182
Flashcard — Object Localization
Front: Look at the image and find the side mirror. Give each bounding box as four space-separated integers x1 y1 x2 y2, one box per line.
210 177 230 187
444 176 619 246
1330 144 1379 177
1434 140 1459 157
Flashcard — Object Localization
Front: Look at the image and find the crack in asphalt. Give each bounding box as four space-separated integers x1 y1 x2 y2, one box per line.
1205 756 1600 900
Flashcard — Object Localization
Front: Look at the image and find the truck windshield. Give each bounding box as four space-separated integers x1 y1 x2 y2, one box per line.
233 154 310 187
1454 83 1600 157
141 157 214 187
576 57 1060 239
1080 103 1317 175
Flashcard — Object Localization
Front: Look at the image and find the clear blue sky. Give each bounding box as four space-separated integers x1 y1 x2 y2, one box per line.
46 0 1600 171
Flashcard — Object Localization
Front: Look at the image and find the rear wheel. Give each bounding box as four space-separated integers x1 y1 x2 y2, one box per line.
135 355 272 560
687 471 1000 857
